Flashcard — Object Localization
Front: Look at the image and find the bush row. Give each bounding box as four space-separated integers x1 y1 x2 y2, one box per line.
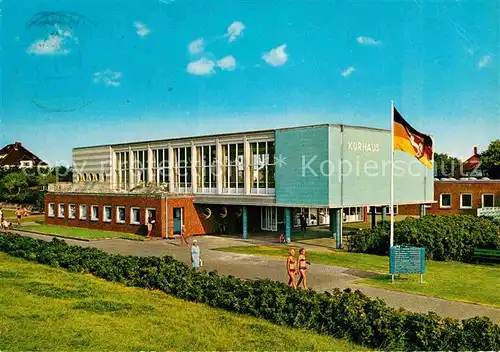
349 215 500 261
1 232 499 351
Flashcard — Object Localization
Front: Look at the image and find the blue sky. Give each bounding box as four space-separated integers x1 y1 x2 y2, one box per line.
1 0 498 164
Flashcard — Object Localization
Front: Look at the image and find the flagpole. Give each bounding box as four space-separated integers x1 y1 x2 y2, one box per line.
390 101 395 249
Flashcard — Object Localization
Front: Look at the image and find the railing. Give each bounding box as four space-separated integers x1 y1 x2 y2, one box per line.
477 207 500 219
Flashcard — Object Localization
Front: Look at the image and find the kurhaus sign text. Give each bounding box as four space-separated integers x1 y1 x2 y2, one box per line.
347 141 380 152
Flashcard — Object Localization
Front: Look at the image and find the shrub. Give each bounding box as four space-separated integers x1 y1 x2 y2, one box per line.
0 232 499 351
349 215 500 261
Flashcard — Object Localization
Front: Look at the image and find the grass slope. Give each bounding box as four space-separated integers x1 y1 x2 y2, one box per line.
18 224 145 241
0 253 365 351
217 245 500 307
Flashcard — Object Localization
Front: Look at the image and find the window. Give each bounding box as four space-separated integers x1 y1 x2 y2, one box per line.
68 204 76 219
58 203 65 218
460 193 472 209
482 194 494 208
133 150 149 184
82 174 87 182
369 206 398 215
103 206 112 222
440 194 452 208
95 173 100 182
250 141 275 194
146 208 156 223
196 145 217 193
153 148 169 185
115 151 130 190
103 173 107 182
20 160 33 168
116 206 126 223
79 205 87 220
222 143 244 193
173 146 191 191
48 203 55 217
76 174 81 183
91 205 99 221
130 207 141 225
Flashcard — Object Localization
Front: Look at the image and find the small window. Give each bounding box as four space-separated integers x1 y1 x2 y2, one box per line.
116 206 126 223
95 173 100 182
103 173 107 182
76 174 81 183
482 194 494 208
79 205 87 220
48 203 55 217
440 194 451 208
68 204 76 219
103 206 112 222
58 203 65 218
460 194 472 209
89 173 95 182
82 174 87 182
91 205 99 221
130 207 141 225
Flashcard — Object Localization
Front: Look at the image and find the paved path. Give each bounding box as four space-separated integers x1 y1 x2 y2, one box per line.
6 230 500 323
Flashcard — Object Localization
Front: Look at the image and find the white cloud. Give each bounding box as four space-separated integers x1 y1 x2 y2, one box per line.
134 22 150 37
188 38 205 54
478 55 492 68
341 66 355 77
356 36 381 46
227 21 245 43
187 57 216 75
262 44 288 67
27 27 74 55
93 69 122 87
217 55 236 71
159 0 174 3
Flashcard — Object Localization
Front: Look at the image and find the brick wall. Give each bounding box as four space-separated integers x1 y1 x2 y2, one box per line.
167 198 206 238
398 181 500 216
45 194 166 237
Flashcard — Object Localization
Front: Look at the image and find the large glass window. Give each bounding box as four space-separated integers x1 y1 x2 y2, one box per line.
115 151 129 190
173 147 191 191
152 148 169 185
250 141 275 194
222 143 244 193
133 150 148 184
196 145 217 193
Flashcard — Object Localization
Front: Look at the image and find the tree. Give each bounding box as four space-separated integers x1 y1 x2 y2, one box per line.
0 171 29 203
481 140 500 179
433 153 460 178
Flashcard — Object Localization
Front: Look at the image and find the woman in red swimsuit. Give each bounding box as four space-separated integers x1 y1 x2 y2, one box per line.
286 248 297 288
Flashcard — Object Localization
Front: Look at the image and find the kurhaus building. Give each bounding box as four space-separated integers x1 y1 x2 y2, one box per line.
45 123 433 244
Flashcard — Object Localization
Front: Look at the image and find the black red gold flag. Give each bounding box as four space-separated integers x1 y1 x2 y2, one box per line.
393 108 433 169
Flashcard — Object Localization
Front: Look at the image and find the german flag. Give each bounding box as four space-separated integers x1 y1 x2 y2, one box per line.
393 107 433 169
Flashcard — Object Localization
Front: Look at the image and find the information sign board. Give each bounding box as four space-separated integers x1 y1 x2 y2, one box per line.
389 246 425 283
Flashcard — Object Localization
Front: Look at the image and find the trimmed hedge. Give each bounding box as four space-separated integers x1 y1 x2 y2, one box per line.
1 232 499 351
349 215 500 261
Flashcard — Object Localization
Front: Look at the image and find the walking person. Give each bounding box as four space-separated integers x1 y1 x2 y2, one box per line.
146 214 155 239
15 207 23 226
296 248 310 289
286 248 297 288
191 239 201 270
300 214 307 233
180 224 189 246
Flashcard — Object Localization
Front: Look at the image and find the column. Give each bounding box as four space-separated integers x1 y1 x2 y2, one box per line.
242 206 248 240
244 136 251 195
329 208 334 233
128 149 134 189
284 207 291 243
216 139 223 194
419 204 426 218
168 145 174 193
381 206 387 222
371 206 376 229
191 143 197 193
147 146 153 184
331 208 342 249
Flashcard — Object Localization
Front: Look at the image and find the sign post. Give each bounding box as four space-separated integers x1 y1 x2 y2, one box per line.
389 245 425 283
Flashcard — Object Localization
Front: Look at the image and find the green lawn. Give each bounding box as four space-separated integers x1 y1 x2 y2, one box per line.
216 245 500 307
0 253 364 351
17 224 145 241
2 209 45 223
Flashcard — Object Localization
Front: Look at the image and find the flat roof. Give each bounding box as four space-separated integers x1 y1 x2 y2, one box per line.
73 122 390 150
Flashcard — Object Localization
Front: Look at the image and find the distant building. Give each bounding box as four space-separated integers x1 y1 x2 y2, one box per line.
456 146 485 178
0 142 48 169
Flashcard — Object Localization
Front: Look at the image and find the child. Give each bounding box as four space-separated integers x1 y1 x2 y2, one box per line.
279 233 285 243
